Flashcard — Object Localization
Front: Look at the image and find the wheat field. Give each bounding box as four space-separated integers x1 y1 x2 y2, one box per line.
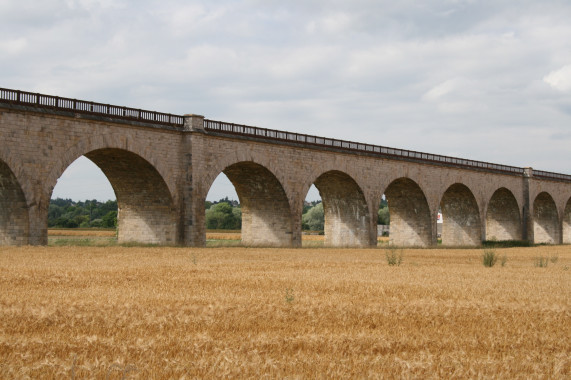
0 245 569 379
48 229 116 237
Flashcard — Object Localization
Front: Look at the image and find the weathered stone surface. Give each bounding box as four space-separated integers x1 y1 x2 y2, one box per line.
533 192 560 244
385 178 432 247
0 104 570 247
440 184 481 246
314 171 370 247
0 160 29 245
564 198 571 244
84 149 178 244
224 162 293 247
486 187 522 241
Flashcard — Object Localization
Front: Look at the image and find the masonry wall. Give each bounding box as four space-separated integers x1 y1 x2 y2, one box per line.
314 171 370 247
85 149 178 244
0 106 184 245
486 188 522 241
440 184 482 246
533 192 560 244
0 160 29 245
564 199 571 244
385 178 432 246
224 162 293 247
189 132 539 248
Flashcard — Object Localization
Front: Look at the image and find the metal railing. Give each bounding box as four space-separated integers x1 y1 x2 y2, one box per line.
204 119 534 177
1 87 568 182
0 88 185 127
533 170 571 182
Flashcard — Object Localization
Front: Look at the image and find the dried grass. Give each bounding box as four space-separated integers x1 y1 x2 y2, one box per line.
206 232 241 241
0 245 569 378
48 229 116 237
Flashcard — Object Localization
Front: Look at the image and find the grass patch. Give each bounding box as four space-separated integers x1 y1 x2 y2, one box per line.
482 248 498 267
206 239 243 247
534 256 549 268
482 240 533 248
385 246 403 266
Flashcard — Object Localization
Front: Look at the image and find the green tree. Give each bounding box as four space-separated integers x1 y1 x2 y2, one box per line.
101 211 117 228
378 205 390 225
302 203 324 231
205 202 241 230
48 198 118 228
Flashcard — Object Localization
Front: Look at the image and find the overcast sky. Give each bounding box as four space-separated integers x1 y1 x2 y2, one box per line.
2 0 570 201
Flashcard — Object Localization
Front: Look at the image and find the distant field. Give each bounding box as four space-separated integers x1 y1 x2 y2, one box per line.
48 230 390 247
0 245 569 378
48 229 116 237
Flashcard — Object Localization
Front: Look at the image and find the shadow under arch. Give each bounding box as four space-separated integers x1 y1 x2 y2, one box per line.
56 149 178 245
0 159 29 245
486 187 522 241
564 197 571 244
533 192 559 244
222 161 293 247
313 170 370 247
440 183 481 246
384 178 432 247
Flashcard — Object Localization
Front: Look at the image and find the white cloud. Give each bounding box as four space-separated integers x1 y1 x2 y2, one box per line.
544 65 571 92
0 38 27 55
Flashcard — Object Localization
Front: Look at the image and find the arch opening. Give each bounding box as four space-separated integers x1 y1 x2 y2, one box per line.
533 192 559 244
564 198 571 244
204 173 241 233
301 184 323 247
220 162 292 247
440 183 481 246
384 178 432 247
52 149 177 245
313 170 370 247
0 160 29 245
486 188 522 241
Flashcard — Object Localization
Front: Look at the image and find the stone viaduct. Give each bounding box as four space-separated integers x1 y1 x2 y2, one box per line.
1 88 570 247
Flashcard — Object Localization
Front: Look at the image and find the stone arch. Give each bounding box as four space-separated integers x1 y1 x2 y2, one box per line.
213 161 293 247
45 133 177 202
56 148 177 245
533 192 559 244
198 142 295 206
440 183 482 246
383 178 432 247
312 170 370 247
564 197 571 244
486 187 522 241
0 159 29 245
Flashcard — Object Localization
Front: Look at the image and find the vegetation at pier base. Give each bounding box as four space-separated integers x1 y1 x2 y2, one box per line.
482 240 533 248
0 245 568 378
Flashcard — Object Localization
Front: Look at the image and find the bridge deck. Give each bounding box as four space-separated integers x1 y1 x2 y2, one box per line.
1 87 569 182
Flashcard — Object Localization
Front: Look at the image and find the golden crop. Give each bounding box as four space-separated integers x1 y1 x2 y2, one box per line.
48 229 116 237
206 232 241 241
0 245 569 378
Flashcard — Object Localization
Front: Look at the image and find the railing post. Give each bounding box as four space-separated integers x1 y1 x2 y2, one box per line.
183 114 205 132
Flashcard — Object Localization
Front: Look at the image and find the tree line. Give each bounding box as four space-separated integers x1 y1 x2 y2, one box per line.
49 197 389 231
48 198 117 228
